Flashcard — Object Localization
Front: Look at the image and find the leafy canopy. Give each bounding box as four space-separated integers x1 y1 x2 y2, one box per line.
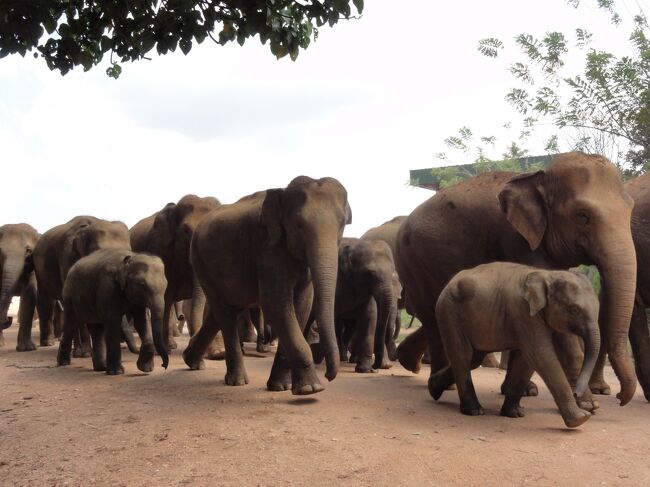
476 0 650 176
0 0 363 78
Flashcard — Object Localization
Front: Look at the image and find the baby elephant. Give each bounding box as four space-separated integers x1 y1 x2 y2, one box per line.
57 249 169 374
431 262 600 428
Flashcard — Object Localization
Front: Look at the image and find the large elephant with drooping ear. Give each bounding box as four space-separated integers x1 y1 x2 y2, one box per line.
130 194 221 351
183 176 352 395
0 224 39 350
32 216 132 351
618 172 650 401
396 152 638 408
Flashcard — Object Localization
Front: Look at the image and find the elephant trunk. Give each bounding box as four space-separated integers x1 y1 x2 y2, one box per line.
189 273 206 336
595 230 637 405
307 244 340 382
0 255 23 329
150 300 169 369
372 284 396 369
575 322 602 397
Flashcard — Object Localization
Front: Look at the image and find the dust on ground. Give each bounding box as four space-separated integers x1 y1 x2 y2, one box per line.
1 324 650 486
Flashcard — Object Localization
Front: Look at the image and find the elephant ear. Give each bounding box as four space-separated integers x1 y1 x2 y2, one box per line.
498 171 547 251
345 201 353 225
523 271 548 317
338 244 354 278
260 189 284 246
71 223 92 259
116 255 132 291
24 247 34 273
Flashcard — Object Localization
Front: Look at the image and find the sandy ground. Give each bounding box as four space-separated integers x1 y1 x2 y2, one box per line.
2 322 650 487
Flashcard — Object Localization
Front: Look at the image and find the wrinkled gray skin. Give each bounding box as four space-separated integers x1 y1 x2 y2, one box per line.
360 216 408 360
184 176 351 395
397 153 637 410
0 224 39 350
32 216 132 355
433 263 601 428
58 250 169 374
130 194 221 351
326 238 398 372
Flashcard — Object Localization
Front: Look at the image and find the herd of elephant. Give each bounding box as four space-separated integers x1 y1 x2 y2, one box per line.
3 153 650 428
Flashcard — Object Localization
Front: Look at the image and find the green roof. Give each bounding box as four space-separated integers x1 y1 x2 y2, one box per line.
410 155 555 190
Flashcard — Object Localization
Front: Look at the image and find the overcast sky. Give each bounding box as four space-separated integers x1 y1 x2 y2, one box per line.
1 0 630 236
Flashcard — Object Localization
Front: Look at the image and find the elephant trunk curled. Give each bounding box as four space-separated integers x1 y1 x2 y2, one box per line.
0 255 23 329
595 230 637 405
189 274 206 336
575 322 602 398
308 245 340 382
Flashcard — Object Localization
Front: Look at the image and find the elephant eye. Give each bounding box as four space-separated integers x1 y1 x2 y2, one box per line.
575 211 590 226
569 305 581 316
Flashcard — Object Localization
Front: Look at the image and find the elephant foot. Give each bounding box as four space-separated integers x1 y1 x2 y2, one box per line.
460 402 484 416
310 343 325 364
16 340 37 352
500 397 525 418
376 360 392 370
106 364 125 375
387 342 398 362
524 380 538 397
428 376 447 401
575 391 599 413
205 349 225 361
256 342 271 353
183 348 206 370
73 348 91 358
267 367 291 392
57 351 71 366
0 334 4 347
172 324 181 338
136 353 155 373
225 369 249 386
589 378 611 395
93 362 107 372
167 337 178 351
562 408 591 428
396 343 422 374
291 367 324 395
40 337 56 347
355 363 378 373
481 353 500 368
640 383 650 402
267 379 291 392
422 350 431 365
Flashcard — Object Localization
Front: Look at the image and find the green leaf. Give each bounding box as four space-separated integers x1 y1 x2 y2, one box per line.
179 38 192 55
352 0 364 13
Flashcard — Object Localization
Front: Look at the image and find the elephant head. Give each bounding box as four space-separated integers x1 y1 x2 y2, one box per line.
339 238 398 369
71 219 131 262
0 224 39 329
499 152 637 404
151 195 221 325
116 254 169 369
260 176 352 381
524 269 601 397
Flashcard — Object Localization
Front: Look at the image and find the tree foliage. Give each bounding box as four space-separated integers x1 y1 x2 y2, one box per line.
477 0 650 177
0 0 363 78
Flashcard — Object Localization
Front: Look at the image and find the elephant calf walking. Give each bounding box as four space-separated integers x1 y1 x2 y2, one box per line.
432 262 601 428
57 250 169 374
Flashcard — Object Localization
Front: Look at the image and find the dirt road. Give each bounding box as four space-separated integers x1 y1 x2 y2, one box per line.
1 326 650 486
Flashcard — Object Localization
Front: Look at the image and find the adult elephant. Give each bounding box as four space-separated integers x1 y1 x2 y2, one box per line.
184 176 352 395
0 224 39 350
32 216 132 352
621 173 650 401
396 152 637 407
130 194 221 350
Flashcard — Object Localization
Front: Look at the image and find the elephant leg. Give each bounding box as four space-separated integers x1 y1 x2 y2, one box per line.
122 317 140 354
170 307 181 338
354 300 378 373
499 350 510 370
481 353 500 368
105 317 125 375
132 308 154 373
387 310 400 362
87 323 107 372
163 294 177 351
396 319 432 374
251 308 269 353
336 318 349 363
268 282 314 391
205 329 226 361
183 305 221 369
520 333 591 428
16 279 37 352
56 306 76 366
629 303 650 401
53 301 63 339
73 324 92 358
219 308 249 386
36 293 55 347
554 333 598 412
500 350 532 418
444 341 483 415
